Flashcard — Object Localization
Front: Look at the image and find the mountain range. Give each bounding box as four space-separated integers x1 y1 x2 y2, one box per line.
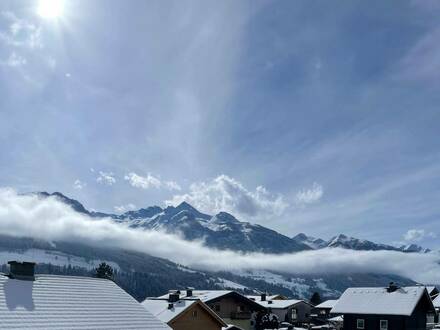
37 192 431 254
0 191 428 300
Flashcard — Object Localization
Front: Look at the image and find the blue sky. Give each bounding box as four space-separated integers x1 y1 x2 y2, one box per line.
0 0 439 248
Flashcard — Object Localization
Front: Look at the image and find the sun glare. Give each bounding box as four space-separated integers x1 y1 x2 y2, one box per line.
37 0 64 19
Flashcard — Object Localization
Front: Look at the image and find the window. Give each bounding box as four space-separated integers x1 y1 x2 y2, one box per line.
427 313 435 324
292 308 298 320
191 310 198 318
357 319 365 329
380 320 388 330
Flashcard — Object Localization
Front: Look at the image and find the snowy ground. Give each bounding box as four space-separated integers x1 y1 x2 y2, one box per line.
0 249 120 271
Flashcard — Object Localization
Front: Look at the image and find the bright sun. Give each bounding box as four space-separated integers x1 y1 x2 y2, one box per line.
37 0 64 19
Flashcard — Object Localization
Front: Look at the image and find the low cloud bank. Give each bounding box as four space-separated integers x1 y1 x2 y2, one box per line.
0 188 439 284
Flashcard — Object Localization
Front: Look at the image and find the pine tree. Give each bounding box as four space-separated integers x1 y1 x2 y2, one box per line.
310 291 322 306
95 262 114 280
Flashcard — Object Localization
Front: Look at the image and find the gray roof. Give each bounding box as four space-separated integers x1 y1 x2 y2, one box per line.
315 299 338 309
331 286 434 316
142 298 227 326
142 299 198 323
0 274 170 329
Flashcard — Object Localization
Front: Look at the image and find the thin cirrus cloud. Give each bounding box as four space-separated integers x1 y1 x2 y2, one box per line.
295 183 324 205
0 10 43 69
96 171 116 186
166 174 288 220
1 187 440 284
124 172 181 191
72 179 86 190
114 203 137 213
404 229 436 242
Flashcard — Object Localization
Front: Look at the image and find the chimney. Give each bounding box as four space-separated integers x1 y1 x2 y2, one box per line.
168 290 180 303
168 303 174 310
8 261 36 281
387 282 399 293
268 300 273 304
186 287 194 297
261 293 267 301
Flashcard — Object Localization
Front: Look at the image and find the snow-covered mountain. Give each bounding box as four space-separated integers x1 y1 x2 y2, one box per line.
36 192 431 254
1 192 427 300
293 233 431 253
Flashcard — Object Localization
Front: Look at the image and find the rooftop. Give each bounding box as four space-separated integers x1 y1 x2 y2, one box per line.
0 273 170 329
142 298 226 326
315 299 339 309
331 286 434 316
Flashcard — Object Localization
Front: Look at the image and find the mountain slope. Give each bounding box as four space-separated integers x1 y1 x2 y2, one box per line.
0 234 417 300
37 192 431 254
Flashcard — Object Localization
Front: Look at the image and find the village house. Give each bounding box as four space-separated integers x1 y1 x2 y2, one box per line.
427 286 439 299
0 261 170 329
247 293 288 301
312 299 339 320
431 294 440 324
331 283 435 330
142 290 227 330
248 293 313 326
156 288 265 330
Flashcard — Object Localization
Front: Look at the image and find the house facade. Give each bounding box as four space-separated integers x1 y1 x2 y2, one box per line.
313 299 339 320
142 295 226 330
157 289 265 330
248 294 312 326
331 284 435 330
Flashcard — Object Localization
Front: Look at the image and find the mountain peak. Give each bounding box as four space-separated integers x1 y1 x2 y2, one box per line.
176 201 196 211
210 212 240 224
35 191 89 215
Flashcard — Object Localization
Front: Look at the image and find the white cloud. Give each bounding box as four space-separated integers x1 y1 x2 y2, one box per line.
295 182 323 205
114 203 137 213
0 11 43 49
73 179 86 190
124 172 181 191
166 174 287 219
0 187 439 284
404 229 436 242
0 52 27 67
96 171 116 186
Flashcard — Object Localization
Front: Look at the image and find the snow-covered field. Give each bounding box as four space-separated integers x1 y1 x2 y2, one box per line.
0 249 120 271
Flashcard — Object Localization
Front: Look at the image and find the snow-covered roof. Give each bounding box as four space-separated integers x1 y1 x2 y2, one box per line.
433 295 440 308
315 299 338 309
158 290 233 302
331 286 434 316
427 286 438 295
0 274 170 329
253 299 305 309
328 315 343 322
142 298 226 326
142 299 197 323
246 294 286 301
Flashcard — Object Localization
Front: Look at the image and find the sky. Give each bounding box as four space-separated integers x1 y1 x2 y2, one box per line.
0 0 440 248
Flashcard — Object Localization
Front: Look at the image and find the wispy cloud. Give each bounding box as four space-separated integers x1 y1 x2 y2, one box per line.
96 171 116 186
0 51 27 67
72 179 86 190
166 175 287 220
404 229 436 242
0 11 43 49
124 172 181 191
114 203 136 213
295 182 323 205
0 188 439 284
